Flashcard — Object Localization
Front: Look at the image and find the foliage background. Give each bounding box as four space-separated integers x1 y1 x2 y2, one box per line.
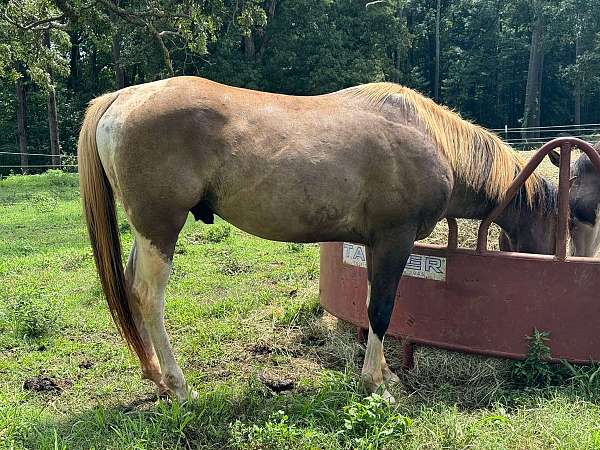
1 0 600 176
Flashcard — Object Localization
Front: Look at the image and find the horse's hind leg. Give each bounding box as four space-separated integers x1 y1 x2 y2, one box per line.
128 226 195 401
362 228 415 402
125 242 169 395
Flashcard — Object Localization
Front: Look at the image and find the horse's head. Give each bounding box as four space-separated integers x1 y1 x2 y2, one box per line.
497 195 557 255
548 141 600 257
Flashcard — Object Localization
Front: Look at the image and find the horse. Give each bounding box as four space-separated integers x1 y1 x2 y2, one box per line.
78 77 558 402
548 140 600 257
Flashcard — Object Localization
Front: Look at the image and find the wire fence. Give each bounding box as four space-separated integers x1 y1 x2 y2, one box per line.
491 123 600 148
0 151 76 172
1 123 599 171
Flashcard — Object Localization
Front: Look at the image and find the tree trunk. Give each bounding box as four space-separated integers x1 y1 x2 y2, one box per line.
44 30 61 167
112 31 125 88
15 74 28 174
268 0 277 19
257 0 277 57
434 0 441 100
522 5 544 140
574 33 582 125
47 88 61 167
243 34 256 60
393 4 404 83
90 44 99 91
68 30 80 89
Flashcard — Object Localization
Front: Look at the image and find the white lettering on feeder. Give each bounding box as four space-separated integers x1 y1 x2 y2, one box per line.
342 243 446 281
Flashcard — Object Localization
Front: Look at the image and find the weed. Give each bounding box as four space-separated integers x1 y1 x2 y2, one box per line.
339 393 412 449
6 290 60 339
287 243 304 253
563 361 600 401
510 329 566 388
278 294 323 327
44 169 78 187
119 221 131 234
218 255 251 275
60 252 88 272
174 242 187 255
29 192 58 213
186 223 232 244
229 410 305 450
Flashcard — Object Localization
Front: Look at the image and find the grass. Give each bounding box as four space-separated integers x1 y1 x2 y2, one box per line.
1 161 600 449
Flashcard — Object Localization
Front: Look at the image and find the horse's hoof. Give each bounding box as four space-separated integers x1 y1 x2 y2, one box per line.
158 387 171 399
383 368 400 385
360 373 379 394
382 389 396 403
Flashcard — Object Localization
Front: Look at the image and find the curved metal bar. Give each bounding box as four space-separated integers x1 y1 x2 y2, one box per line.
555 141 571 260
476 137 600 254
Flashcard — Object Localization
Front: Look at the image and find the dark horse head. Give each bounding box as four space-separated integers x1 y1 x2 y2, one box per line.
496 177 558 254
546 140 600 257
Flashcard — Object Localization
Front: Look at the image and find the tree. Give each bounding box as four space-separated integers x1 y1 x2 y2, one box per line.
2 0 600 177
522 0 545 139
43 29 61 166
1 0 69 173
15 66 28 174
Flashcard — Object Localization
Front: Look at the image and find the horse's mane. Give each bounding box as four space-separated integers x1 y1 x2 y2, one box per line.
339 82 545 206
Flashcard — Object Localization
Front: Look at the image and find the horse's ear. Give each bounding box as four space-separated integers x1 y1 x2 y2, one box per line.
548 149 561 167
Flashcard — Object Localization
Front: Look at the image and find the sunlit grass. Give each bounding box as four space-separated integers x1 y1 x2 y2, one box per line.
2 167 600 450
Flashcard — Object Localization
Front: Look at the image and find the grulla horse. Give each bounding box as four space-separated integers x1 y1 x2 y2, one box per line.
548 140 600 257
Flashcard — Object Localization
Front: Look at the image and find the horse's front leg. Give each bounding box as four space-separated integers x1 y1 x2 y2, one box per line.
362 229 415 402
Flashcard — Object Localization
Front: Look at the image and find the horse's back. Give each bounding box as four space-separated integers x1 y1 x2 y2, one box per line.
94 77 452 247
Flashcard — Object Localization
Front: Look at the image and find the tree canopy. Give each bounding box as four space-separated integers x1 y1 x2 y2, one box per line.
1 0 600 174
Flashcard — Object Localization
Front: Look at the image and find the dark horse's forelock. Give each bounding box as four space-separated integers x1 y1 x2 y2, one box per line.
509 174 557 218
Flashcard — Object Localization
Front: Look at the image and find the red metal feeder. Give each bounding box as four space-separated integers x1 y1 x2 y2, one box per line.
320 138 600 368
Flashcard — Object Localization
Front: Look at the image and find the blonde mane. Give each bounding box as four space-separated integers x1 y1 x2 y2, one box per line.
341 82 543 205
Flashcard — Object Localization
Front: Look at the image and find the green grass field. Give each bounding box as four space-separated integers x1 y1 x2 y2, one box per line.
2 170 600 449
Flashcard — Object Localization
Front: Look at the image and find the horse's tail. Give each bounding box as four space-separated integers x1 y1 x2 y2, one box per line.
78 92 148 366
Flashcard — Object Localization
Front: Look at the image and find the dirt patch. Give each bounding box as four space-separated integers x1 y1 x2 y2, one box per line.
23 376 71 393
248 343 272 356
78 360 94 369
258 371 295 393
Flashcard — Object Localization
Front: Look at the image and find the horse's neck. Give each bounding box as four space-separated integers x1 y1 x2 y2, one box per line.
445 180 497 220
445 179 532 237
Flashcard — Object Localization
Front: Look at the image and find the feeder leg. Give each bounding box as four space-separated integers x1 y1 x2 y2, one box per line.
402 340 414 370
357 327 368 344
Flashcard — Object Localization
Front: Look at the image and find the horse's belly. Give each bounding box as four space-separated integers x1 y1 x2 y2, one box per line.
213 190 365 243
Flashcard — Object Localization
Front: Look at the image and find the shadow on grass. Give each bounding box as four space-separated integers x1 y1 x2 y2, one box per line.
20 370 359 450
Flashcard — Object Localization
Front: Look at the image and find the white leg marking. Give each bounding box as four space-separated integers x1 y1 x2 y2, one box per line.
363 281 400 392
131 231 195 401
362 326 395 402
125 242 169 392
